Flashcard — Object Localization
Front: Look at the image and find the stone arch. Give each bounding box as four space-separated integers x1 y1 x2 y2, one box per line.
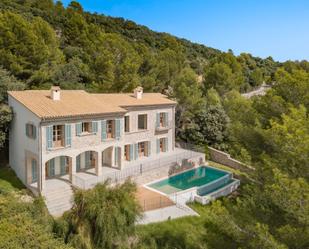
76 151 98 172
45 155 72 180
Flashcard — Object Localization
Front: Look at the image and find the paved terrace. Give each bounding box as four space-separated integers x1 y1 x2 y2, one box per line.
72 148 204 189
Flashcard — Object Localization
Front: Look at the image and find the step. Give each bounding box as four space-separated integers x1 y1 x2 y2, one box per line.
44 190 73 201
48 201 73 212
48 204 73 216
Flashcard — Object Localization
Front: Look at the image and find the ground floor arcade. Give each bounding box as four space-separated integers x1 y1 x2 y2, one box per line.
27 140 173 193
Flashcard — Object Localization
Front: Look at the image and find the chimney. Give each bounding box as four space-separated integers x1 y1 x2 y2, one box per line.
134 86 143 99
50 86 61 101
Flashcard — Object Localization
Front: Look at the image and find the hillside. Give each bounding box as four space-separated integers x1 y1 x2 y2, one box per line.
0 0 280 93
0 1 309 249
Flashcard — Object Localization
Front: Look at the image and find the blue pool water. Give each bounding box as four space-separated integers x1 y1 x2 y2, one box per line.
148 166 230 194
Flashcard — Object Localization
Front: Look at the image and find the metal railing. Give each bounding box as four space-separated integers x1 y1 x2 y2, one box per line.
73 149 204 189
141 196 174 211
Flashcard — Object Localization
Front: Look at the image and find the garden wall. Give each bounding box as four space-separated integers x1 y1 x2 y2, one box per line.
208 147 254 172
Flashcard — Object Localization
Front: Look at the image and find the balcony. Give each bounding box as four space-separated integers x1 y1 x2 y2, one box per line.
155 120 173 132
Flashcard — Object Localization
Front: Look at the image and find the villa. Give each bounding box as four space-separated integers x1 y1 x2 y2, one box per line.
8 86 239 219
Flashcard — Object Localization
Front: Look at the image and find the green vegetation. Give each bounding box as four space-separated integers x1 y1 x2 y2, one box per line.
0 1 308 248
54 180 141 249
0 167 25 193
0 166 72 248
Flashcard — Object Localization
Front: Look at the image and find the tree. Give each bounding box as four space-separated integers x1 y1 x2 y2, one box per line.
172 68 205 138
0 67 25 103
0 12 63 81
0 68 24 148
0 105 12 148
56 180 141 249
264 106 309 179
203 62 244 95
0 193 72 249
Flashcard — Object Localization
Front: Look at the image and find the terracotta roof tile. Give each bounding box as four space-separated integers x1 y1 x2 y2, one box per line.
8 90 176 120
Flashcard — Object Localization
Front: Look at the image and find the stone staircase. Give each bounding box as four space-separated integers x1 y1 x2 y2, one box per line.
42 179 74 217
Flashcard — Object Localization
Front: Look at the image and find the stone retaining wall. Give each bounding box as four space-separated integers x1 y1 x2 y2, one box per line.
208 147 253 172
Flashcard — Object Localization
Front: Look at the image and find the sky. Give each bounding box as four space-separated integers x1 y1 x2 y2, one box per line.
60 0 309 62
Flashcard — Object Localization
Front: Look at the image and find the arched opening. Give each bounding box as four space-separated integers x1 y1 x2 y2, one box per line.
102 146 121 168
45 156 72 180
76 151 98 172
102 146 113 167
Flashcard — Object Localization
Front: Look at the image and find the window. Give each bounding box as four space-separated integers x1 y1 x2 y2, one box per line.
160 138 167 152
124 144 130 161
53 125 64 147
26 123 36 139
107 120 115 138
138 141 146 157
138 114 147 130
124 116 130 132
160 113 165 127
82 122 92 133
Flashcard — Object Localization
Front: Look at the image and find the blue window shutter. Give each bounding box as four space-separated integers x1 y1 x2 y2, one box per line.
129 144 134 161
165 138 168 152
134 143 139 160
65 124 71 147
156 113 160 128
164 112 169 127
156 139 160 154
147 141 151 156
92 121 98 133
115 119 121 139
85 151 90 169
60 156 66 175
46 126 53 150
49 158 55 177
101 120 106 141
76 155 81 171
25 124 29 137
76 123 82 136
31 159 37 183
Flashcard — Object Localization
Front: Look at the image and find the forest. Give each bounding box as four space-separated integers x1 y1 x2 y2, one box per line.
0 1 308 249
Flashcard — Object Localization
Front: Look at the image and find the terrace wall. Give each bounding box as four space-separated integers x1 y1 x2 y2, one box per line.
208 147 254 173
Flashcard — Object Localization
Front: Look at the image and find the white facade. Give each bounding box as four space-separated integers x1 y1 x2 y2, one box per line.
8 91 176 194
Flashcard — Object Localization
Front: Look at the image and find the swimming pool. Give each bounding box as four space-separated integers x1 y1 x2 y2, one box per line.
148 166 231 195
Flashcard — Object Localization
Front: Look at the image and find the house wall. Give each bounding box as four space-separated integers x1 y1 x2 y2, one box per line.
8 96 41 186
41 105 175 166
9 96 176 192
122 105 174 165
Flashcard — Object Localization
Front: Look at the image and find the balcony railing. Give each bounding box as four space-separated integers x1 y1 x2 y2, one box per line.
155 121 173 131
72 148 204 190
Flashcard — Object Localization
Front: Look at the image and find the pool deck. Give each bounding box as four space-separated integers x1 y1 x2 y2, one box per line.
135 187 174 211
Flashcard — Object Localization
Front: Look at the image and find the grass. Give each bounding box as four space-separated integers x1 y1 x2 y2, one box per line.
136 200 238 249
207 160 251 182
0 166 25 193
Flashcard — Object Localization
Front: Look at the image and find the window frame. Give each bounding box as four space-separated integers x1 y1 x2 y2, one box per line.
106 120 115 139
159 137 167 152
138 114 147 130
82 122 92 133
124 144 130 161
52 125 64 147
124 116 130 133
138 141 146 157
26 123 36 139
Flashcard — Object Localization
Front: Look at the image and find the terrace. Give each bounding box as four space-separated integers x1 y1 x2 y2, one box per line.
71 147 204 190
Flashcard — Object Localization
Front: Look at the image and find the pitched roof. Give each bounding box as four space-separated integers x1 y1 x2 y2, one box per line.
92 93 176 107
8 90 176 120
